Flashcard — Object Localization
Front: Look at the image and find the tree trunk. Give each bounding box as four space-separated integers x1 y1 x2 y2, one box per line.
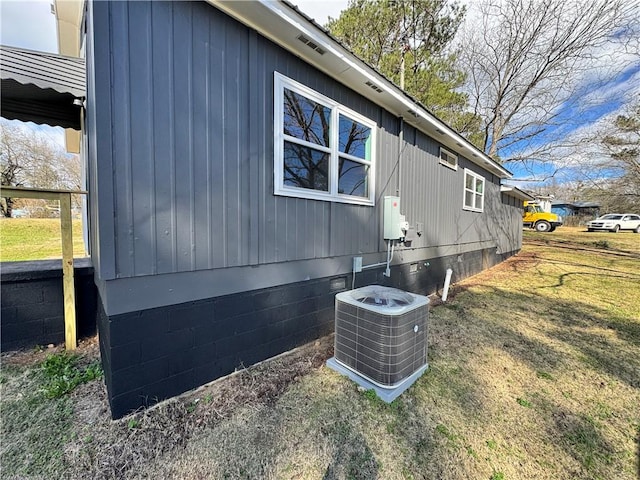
1 197 14 218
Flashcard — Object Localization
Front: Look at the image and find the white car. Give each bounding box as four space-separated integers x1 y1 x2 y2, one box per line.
587 214 640 233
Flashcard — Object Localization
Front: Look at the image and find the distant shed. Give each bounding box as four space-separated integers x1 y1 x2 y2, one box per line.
551 201 600 220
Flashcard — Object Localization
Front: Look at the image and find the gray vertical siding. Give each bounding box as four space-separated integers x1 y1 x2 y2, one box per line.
391 126 507 254
150 2 175 274
88 0 520 285
86 0 117 280
87 0 527 417
495 192 524 254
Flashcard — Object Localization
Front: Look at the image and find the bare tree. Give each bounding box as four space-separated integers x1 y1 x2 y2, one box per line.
0 121 81 217
576 104 640 212
458 0 638 162
542 102 639 214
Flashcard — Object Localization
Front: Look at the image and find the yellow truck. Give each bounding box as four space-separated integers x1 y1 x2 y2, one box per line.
523 201 563 232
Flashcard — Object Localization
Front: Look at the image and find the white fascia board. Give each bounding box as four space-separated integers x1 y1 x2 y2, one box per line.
54 0 84 57
210 0 511 179
500 185 534 201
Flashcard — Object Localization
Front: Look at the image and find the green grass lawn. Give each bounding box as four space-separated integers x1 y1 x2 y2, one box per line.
0 218 88 262
525 225 640 253
1 228 638 479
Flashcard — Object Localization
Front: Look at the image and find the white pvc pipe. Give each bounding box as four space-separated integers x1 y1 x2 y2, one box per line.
441 268 453 302
384 240 395 277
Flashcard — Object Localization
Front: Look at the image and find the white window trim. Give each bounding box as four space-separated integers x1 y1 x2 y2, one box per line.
439 147 458 170
463 168 485 212
274 72 376 206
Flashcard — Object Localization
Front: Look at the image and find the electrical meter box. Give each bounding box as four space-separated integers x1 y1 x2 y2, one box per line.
384 196 403 240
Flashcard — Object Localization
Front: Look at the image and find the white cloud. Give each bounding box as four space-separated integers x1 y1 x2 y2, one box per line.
457 0 639 133
0 0 57 52
577 66 640 110
293 0 348 26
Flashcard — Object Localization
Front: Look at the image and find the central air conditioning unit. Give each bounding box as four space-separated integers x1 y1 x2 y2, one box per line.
329 285 429 399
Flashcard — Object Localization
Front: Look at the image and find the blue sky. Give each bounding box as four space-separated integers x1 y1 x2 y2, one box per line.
502 58 640 184
296 1 639 188
507 63 640 154
295 1 639 189
2 0 637 187
504 61 640 178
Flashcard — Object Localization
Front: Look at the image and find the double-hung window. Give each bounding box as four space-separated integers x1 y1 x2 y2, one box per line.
274 72 376 205
463 168 484 212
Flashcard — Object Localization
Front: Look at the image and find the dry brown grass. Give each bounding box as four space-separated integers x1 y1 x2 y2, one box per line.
1 227 639 479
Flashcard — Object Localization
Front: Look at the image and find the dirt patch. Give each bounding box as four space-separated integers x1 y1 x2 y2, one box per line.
63 336 334 479
1 336 100 368
69 376 110 426
1 332 334 479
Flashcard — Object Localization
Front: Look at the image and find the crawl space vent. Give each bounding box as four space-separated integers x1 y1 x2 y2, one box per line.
332 285 429 390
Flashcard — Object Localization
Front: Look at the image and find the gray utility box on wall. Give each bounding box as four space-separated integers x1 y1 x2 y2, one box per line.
328 286 429 401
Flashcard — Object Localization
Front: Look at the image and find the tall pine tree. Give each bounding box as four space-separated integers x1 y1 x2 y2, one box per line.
326 0 482 146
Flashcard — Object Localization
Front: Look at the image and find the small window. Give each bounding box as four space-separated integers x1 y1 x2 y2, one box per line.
463 169 485 212
439 147 458 170
274 73 376 205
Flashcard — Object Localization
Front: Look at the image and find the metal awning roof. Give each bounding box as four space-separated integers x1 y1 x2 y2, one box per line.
1 45 85 129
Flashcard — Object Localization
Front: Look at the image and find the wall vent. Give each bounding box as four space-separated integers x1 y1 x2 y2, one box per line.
329 277 347 291
334 286 429 388
296 34 326 55
365 81 383 93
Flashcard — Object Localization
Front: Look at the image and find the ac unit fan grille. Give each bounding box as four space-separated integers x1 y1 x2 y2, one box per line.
334 289 428 388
